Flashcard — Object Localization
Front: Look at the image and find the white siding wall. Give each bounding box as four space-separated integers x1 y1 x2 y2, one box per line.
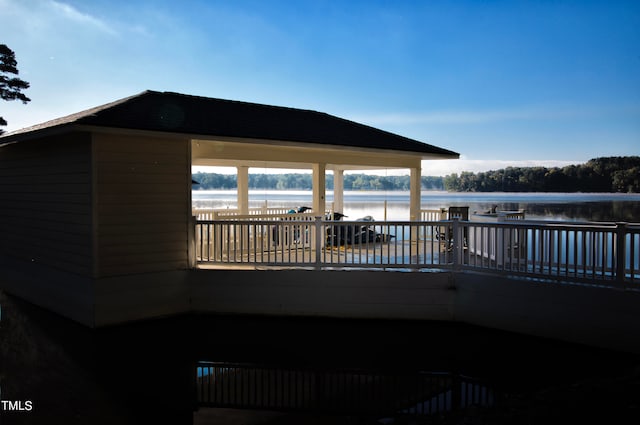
0 133 93 275
93 133 191 277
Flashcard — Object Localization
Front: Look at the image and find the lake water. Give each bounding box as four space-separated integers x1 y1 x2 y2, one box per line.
193 190 640 222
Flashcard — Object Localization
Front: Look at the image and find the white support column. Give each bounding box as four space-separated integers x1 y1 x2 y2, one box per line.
312 163 326 216
410 165 421 221
333 168 344 214
237 165 249 215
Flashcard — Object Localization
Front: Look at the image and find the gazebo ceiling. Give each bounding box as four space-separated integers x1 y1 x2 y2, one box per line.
191 137 425 171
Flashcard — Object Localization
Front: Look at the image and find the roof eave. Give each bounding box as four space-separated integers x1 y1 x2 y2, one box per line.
78 124 460 159
0 123 80 146
1 122 460 162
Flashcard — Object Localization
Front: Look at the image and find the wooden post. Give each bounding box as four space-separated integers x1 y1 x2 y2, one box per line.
452 218 463 270
410 166 421 246
314 216 323 269
616 222 627 287
312 163 326 216
188 215 196 268
333 168 344 214
409 166 421 222
237 166 249 215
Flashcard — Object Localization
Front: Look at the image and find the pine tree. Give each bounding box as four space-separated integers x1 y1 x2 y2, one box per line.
1 44 31 134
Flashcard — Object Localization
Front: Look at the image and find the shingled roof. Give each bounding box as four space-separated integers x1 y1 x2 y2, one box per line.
0 90 458 158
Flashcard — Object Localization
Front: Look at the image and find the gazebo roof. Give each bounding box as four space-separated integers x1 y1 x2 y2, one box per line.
0 90 458 159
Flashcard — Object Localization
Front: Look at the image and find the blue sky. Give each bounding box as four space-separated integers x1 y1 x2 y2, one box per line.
1 0 638 176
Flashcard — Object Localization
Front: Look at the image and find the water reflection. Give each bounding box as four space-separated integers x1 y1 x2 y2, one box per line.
1 290 639 424
192 190 640 222
196 361 494 417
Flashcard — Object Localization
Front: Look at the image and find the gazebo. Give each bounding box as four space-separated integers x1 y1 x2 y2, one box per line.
189 99 459 219
0 90 458 326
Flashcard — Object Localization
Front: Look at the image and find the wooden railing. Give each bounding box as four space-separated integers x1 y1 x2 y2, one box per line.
196 218 453 268
420 208 448 221
194 217 639 287
193 207 314 220
457 220 639 285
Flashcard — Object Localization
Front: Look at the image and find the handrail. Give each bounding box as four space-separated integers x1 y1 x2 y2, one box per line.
194 218 639 286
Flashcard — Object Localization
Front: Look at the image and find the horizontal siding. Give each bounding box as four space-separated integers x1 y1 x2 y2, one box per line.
94 133 190 277
0 133 93 276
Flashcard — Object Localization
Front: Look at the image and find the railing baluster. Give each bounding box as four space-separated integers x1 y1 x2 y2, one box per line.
630 232 637 283
480 225 487 269
600 231 606 278
574 230 580 276
590 230 596 278
582 231 592 278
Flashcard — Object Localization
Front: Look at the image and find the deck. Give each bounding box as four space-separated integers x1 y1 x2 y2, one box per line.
187 213 640 354
192 209 640 288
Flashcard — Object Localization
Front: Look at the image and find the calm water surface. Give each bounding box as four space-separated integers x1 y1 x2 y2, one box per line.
193 190 640 222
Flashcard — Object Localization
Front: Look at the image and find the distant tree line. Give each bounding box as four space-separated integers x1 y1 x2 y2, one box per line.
442 157 640 193
193 157 639 193
192 172 445 191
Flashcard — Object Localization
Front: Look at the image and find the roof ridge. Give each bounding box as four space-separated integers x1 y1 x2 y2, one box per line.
2 90 352 137
158 90 323 114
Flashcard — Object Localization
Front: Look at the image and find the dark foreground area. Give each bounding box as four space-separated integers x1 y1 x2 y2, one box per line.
1 290 639 424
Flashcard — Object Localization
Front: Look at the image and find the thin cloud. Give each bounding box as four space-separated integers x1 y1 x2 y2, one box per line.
50 1 116 35
352 104 623 126
361 110 536 125
0 0 117 37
